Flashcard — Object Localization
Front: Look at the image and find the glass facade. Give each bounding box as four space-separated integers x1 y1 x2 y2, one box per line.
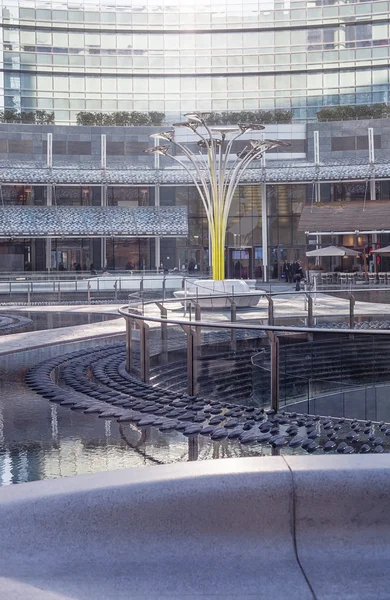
1 0 389 122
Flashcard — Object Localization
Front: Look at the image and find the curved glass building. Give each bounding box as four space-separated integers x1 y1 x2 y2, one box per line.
1 0 390 123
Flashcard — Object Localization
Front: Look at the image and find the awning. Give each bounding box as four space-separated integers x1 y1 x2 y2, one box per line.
298 201 390 234
306 245 360 257
372 245 390 254
0 206 188 238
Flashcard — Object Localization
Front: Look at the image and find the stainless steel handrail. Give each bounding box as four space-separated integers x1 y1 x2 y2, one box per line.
119 296 390 413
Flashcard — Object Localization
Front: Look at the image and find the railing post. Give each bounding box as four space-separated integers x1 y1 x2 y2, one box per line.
266 294 274 326
193 301 201 349
57 281 61 302
140 277 144 314
27 282 31 306
266 331 279 412
156 302 168 364
349 293 355 329
306 293 313 328
137 320 150 383
181 324 198 398
162 276 166 300
87 281 91 303
114 280 118 301
229 297 237 351
125 315 132 374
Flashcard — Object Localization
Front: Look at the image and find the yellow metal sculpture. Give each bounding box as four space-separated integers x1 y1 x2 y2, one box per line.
146 113 288 280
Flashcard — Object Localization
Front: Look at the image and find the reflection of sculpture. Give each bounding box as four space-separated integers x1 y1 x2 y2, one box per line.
146 113 288 280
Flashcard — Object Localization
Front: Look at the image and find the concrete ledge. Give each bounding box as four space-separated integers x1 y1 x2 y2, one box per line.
0 456 388 599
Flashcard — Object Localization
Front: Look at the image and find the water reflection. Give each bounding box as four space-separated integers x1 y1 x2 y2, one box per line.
0 368 272 486
0 311 118 335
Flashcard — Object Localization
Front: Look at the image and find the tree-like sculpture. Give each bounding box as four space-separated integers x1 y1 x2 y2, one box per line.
145 112 289 280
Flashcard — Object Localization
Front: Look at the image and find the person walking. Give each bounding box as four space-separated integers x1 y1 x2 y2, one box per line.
282 260 292 283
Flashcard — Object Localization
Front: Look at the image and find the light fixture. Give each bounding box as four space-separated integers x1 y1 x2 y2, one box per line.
172 121 199 131
183 112 204 123
238 123 265 132
149 131 175 141
144 112 287 279
144 145 171 155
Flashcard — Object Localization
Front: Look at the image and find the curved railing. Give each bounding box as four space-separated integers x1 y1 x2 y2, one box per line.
118 289 390 420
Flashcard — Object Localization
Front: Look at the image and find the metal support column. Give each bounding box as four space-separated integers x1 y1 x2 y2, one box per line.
101 184 107 269
156 302 168 364
125 316 132 373
47 133 53 168
368 127 375 164
266 294 274 325
306 293 314 328
155 184 161 271
45 185 53 271
266 331 279 412
261 181 268 282
136 320 150 383
229 298 237 351
181 324 199 398
101 134 107 170
349 293 355 329
314 130 321 203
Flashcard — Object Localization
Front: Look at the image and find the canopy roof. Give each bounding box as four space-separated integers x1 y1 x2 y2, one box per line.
306 245 360 257
372 245 390 254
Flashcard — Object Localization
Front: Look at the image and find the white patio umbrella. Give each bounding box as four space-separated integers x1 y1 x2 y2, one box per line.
306 245 360 257
372 245 390 255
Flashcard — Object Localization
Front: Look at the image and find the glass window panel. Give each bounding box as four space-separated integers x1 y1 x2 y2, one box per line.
356 70 371 85
307 73 322 89
53 32 68 46
85 33 100 46
20 8 35 19
373 69 388 84
70 77 85 92
69 56 84 66
36 9 51 20
36 53 51 65
85 11 100 22
20 30 35 44
324 72 338 87
53 10 67 21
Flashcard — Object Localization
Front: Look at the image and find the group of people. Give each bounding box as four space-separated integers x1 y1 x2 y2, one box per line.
282 259 305 289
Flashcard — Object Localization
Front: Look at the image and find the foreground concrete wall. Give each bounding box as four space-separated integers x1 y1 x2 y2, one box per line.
0 456 388 599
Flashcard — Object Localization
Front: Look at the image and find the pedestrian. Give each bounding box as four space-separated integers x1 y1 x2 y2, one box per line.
294 261 304 291
282 260 292 283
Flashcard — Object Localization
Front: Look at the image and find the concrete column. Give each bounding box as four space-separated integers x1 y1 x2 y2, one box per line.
155 184 161 271
101 184 107 268
47 133 53 168
101 134 106 169
314 131 321 203
46 185 52 271
261 182 268 282
334 23 346 50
